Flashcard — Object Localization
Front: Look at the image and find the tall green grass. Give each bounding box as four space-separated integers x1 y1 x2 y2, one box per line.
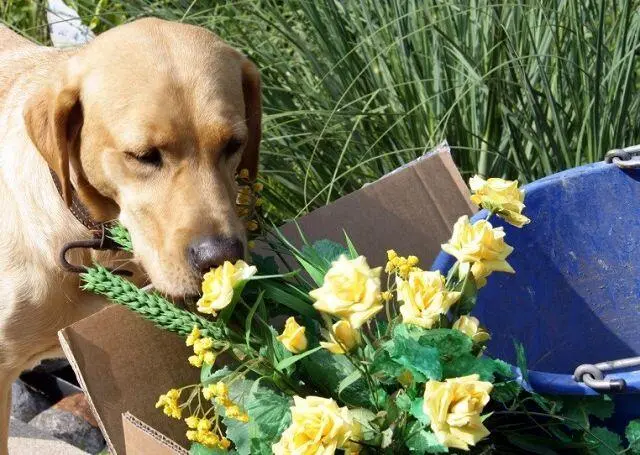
4 1 640 220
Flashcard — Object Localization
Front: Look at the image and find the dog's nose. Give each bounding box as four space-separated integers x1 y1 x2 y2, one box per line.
188 236 244 275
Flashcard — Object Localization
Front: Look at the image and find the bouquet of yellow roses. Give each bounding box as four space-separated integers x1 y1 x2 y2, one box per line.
82 176 637 454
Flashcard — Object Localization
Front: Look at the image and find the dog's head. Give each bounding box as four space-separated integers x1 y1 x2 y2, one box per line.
23 18 261 298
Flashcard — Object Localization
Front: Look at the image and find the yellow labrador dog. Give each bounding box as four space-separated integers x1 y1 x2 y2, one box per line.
0 18 260 453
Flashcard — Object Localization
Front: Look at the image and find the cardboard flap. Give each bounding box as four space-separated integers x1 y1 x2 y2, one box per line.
59 305 199 455
281 144 475 267
123 413 188 455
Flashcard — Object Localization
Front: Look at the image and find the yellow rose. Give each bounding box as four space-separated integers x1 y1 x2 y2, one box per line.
310 255 382 328
277 317 308 353
272 396 360 455
441 216 514 288
423 375 493 450
320 320 361 354
452 315 491 343
197 260 257 315
469 176 530 228
396 270 461 329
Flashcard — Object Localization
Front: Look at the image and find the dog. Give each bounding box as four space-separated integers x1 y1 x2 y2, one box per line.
0 18 261 454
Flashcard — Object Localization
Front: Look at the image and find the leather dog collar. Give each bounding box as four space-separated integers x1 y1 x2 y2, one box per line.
48 168 132 276
49 167 101 230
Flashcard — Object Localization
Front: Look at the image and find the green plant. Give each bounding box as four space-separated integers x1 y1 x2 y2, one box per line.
4 1 640 221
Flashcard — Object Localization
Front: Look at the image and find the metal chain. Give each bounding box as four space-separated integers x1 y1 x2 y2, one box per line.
605 145 640 168
573 356 640 392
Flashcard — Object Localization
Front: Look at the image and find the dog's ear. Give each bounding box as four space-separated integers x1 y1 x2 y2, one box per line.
23 59 83 207
239 59 262 181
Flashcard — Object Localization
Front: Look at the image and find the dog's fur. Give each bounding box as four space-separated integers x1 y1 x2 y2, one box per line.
0 19 261 453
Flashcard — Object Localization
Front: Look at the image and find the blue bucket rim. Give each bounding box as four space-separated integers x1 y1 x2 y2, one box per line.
431 161 640 396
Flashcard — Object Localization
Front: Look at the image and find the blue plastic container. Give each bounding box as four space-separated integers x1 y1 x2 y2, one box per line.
431 162 640 430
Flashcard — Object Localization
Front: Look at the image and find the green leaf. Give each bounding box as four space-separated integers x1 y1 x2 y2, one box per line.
491 381 521 404
514 341 529 383
223 418 250 455
559 396 614 431
409 398 430 426
453 271 477 315
384 324 442 381
249 252 280 275
260 281 318 320
418 329 473 361
583 427 623 454
627 419 640 453
308 239 349 265
404 420 447 454
343 231 359 259
505 434 559 454
338 369 363 395
275 345 323 370
349 407 378 441
245 386 292 453
302 349 372 407
200 366 231 385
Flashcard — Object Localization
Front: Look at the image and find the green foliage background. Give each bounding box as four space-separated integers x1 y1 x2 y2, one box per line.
3 0 640 220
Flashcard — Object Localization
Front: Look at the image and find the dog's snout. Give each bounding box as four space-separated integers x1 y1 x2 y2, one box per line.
188 236 244 275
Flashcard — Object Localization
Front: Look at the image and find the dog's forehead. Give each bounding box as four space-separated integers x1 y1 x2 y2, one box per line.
80 37 247 150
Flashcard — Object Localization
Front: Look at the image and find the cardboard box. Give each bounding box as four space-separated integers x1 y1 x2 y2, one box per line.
58 143 475 454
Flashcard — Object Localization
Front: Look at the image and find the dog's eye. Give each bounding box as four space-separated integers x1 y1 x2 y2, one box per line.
222 137 242 158
128 148 162 167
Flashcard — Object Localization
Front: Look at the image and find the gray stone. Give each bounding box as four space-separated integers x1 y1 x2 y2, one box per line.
29 408 105 454
11 380 53 422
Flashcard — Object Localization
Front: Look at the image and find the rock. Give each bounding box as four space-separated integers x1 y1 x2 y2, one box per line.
11 380 53 422
29 400 105 454
53 393 99 427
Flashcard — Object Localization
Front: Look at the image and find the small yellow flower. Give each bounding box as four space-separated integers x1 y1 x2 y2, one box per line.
197 418 212 431
188 355 203 368
272 396 360 454
277 317 308 353
193 337 213 356
238 168 250 179
212 382 229 397
220 438 231 449
310 255 383 329
423 374 493 450
186 430 198 441
396 270 461 329
203 351 216 365
381 291 393 301
246 220 259 231
155 389 182 419
255 198 264 207
236 186 253 205
452 315 491 344
441 215 515 288
186 326 200 347
225 404 249 422
469 176 530 228
320 320 361 354
236 206 251 217
197 260 257 315
387 249 398 261
252 182 264 192
185 416 200 429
